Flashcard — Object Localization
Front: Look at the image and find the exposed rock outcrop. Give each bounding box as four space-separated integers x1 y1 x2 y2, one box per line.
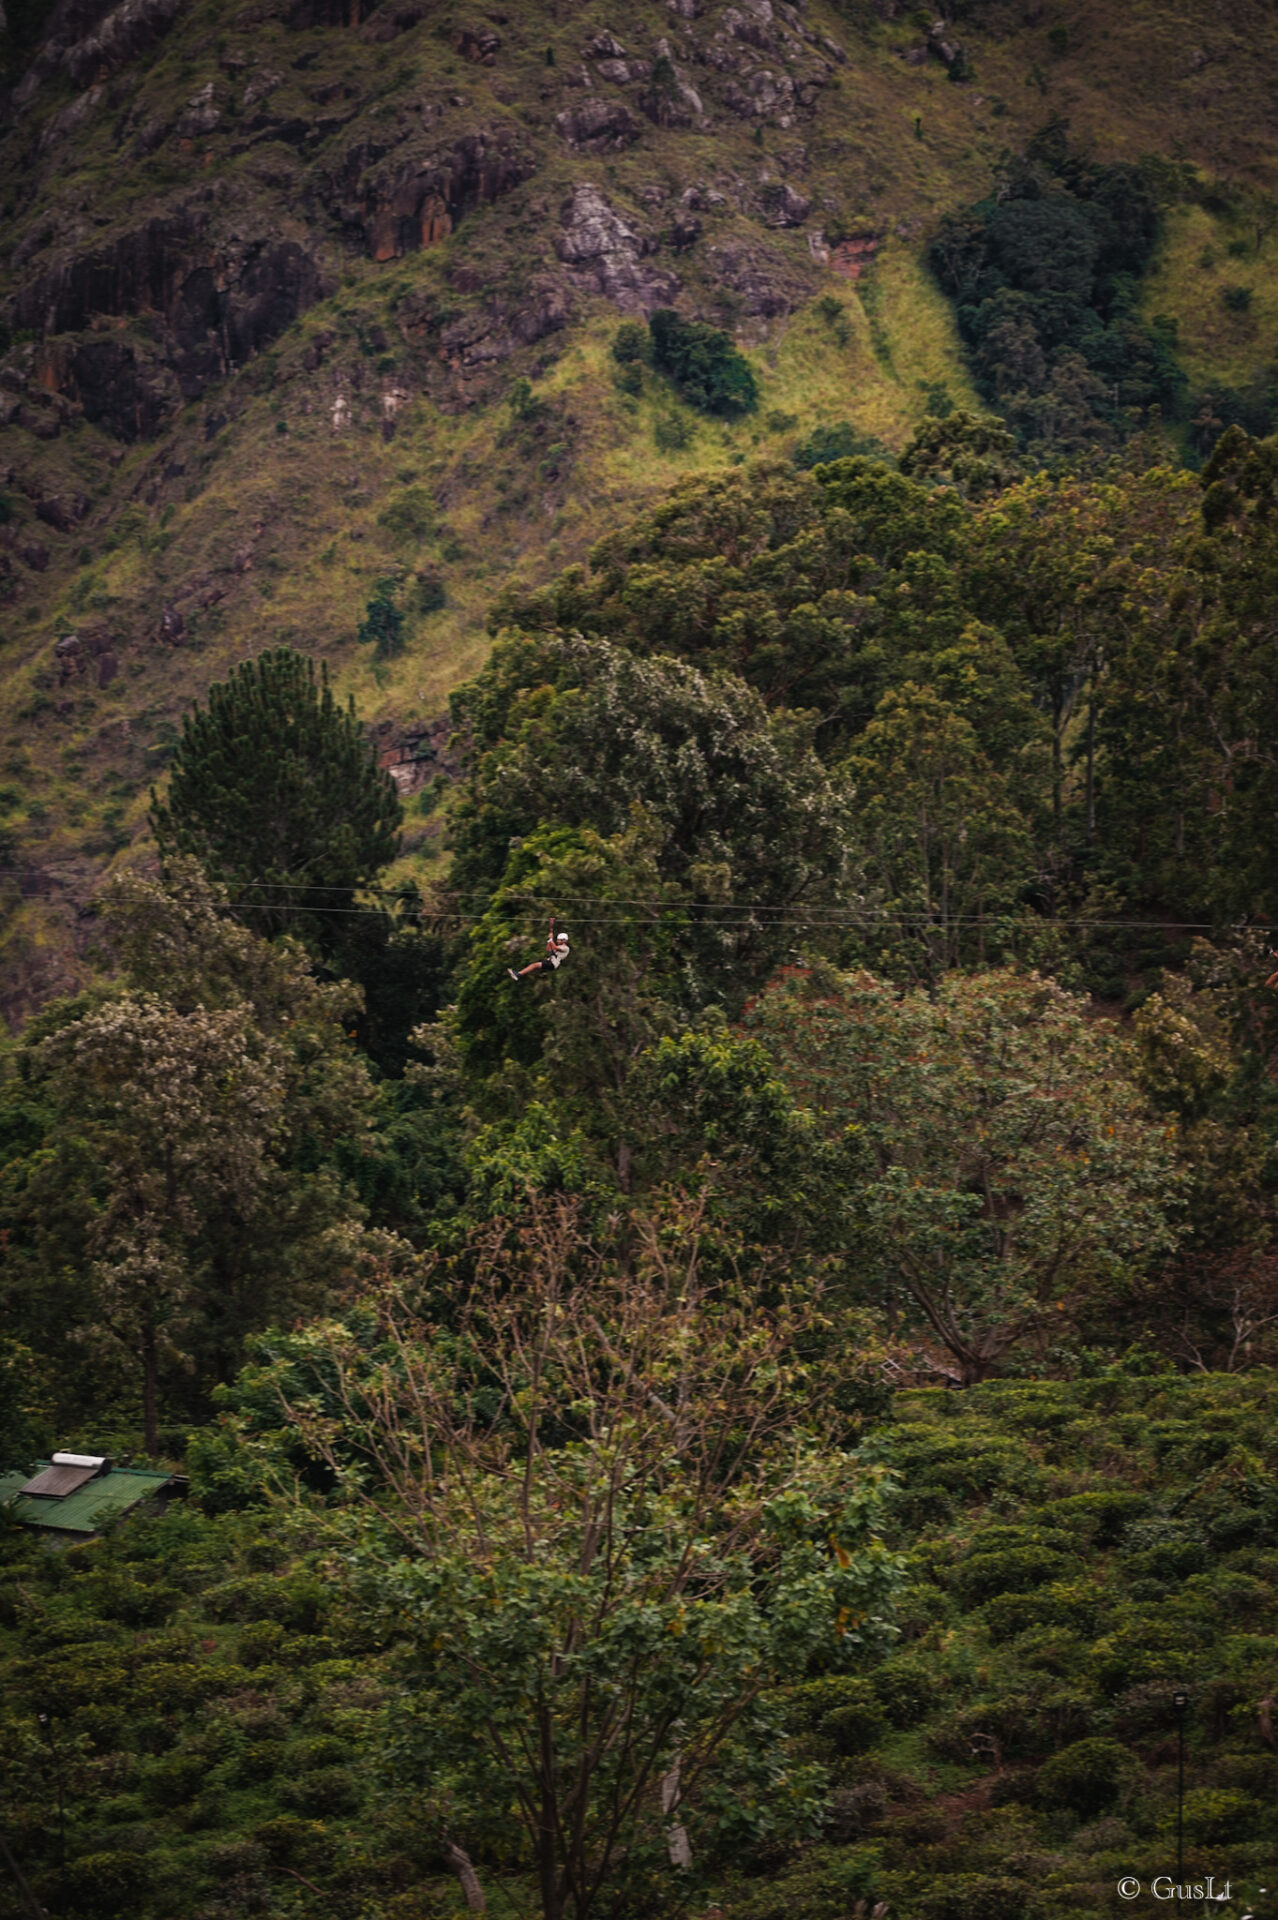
638 39 703 127
453 23 500 65
10 216 334 437
36 83 107 153
375 714 460 795
62 0 185 87
54 624 118 687
927 19 967 72
554 99 642 151
555 184 680 316
435 275 574 373
341 125 534 260
756 177 810 227
704 238 816 318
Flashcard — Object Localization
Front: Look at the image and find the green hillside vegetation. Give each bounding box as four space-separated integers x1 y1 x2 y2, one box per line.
3 1371 1276 1920
3 416 1278 1914
1 0 1277 1011
3 0 1278 1914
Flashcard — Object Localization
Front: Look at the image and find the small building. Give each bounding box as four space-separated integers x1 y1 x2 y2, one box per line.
0 1451 184 1541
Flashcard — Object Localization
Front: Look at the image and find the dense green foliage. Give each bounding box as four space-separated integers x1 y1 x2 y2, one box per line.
6 418 1278 1915
150 648 403 944
931 128 1185 450
649 309 760 418
356 578 408 660
3 1372 1275 1919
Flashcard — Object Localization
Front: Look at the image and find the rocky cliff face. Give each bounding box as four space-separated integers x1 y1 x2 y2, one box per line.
1 0 1275 1017
2 0 853 446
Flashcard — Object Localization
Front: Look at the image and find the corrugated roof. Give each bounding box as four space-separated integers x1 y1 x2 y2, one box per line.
0 1465 177 1535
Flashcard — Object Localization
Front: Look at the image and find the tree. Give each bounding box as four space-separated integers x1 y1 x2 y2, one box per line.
3 863 376 1448
486 460 973 749
750 966 1184 1383
248 1196 900 1920
356 576 407 658
150 648 401 945
846 683 1035 979
32 993 288 1452
962 466 1197 876
447 631 857 1006
898 410 1023 499
1128 939 1278 1370
649 308 759 417
1085 430 1278 920
928 138 1172 449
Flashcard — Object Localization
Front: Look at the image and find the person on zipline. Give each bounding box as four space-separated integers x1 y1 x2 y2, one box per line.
509 917 570 984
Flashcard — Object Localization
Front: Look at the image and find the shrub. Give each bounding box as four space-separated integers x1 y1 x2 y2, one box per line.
1120 1538 1209 1584
378 486 435 542
786 1677 887 1754
725 1845 881 1920
887 1431 1043 1506
238 1619 287 1667
143 1744 217 1804
1205 1502 1270 1549
653 411 695 452
279 1765 363 1816
132 1662 223 1712
188 1424 271 1514
205 1573 327 1631
926 1694 1055 1765
871 1656 936 1727
1037 1491 1146 1547
894 1579 950 1637
981 1581 1102 1643
62 1849 151 1915
1109 1681 1190 1739
85 1574 182 1628
920 1875 1028 1920
792 422 893 471
1036 1738 1137 1817
611 321 649 365
1177 1787 1261 1845
357 577 406 658
649 308 758 416
1221 285 1253 312
1087 1617 1201 1694
508 376 549 423
954 1545 1081 1606
290 1734 349 1769
253 1815 334 1868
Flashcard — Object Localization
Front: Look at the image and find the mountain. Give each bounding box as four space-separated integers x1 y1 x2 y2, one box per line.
1 0 1276 1020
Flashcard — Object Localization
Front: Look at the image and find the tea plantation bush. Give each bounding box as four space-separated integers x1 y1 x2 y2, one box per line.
2 1373 1275 1917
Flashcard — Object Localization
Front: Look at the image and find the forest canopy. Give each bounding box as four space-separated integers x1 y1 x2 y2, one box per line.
3 425 1278 1920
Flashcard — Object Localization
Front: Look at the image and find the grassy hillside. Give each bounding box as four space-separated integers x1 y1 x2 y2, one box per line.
3 1368 1275 1920
2 0 1277 1019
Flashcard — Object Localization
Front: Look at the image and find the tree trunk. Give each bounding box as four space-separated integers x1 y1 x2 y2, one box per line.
1084 677 1097 845
141 1314 159 1456
537 1812 563 1920
537 1717 564 1920
443 1841 486 1913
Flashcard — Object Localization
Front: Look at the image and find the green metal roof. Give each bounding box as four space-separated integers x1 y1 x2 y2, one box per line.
0 1464 175 1535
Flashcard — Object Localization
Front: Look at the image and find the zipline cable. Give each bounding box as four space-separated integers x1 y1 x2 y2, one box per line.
214 896 1278 936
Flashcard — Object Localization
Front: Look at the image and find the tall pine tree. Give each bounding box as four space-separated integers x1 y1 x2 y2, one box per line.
150 648 402 945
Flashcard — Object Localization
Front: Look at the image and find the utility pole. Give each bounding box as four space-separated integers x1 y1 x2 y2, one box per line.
1173 1691 1189 1908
